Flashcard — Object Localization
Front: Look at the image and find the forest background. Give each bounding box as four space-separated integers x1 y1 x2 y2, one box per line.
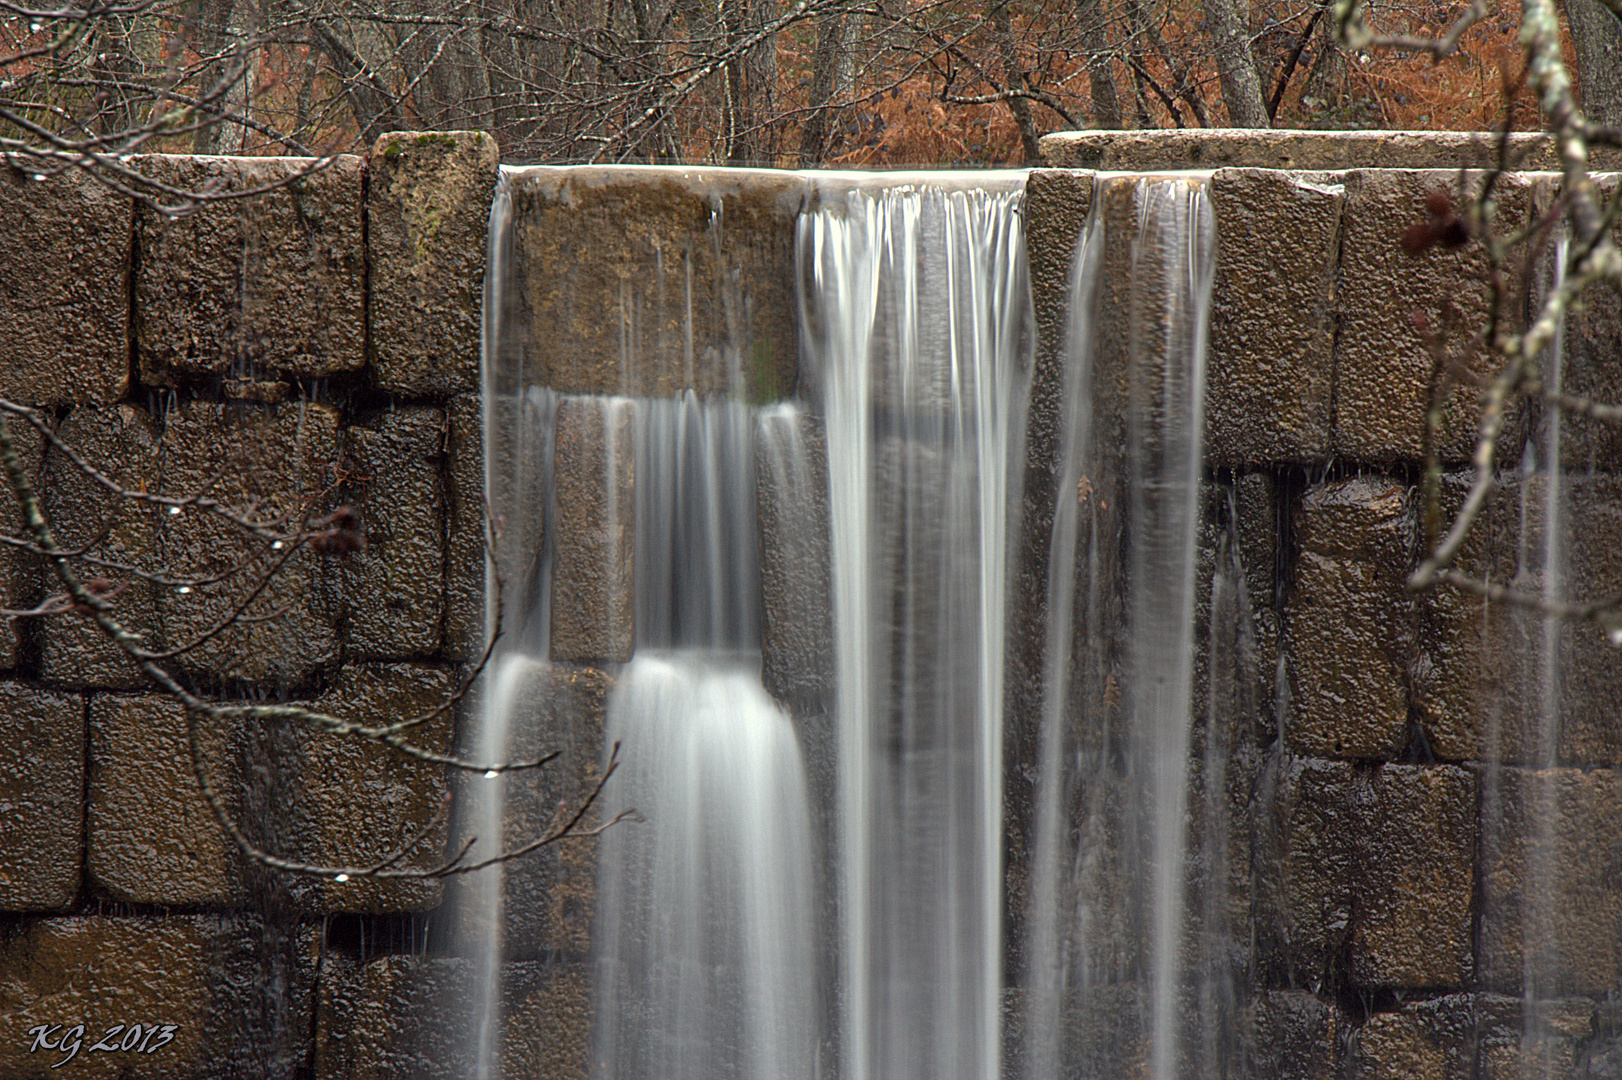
5 0 1622 183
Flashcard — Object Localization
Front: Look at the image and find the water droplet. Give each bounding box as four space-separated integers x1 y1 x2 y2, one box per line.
271 540 284 550
177 586 191 595
484 769 498 779
167 506 181 515
334 873 350 883
1608 626 1622 648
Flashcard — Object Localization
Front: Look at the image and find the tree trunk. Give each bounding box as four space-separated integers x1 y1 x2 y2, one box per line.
991 0 1042 162
798 9 854 164
1565 0 1622 127
1200 0 1269 127
1074 0 1122 128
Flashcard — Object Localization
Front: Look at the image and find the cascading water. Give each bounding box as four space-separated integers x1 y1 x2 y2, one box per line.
591 392 818 1080
472 164 1221 1080
798 174 1032 1080
1023 176 1216 1080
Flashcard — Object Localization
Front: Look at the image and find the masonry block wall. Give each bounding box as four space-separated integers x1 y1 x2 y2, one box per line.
0 132 559 1080
2 134 1620 1079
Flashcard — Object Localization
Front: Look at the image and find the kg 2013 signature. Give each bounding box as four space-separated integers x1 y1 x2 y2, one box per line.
27 1022 177 1068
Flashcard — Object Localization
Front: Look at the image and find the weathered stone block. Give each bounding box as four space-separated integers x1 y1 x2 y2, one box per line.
1250 991 1343 1080
314 955 588 1080
1479 767 1622 994
1206 169 1339 465
1255 757 1357 985
368 131 500 395
1353 996 1476 1080
157 401 341 684
448 658 610 961
1286 477 1414 758
1038 129 1609 171
1334 169 1531 463
0 684 83 910
1415 474 1622 763
39 406 161 688
1350 763 1476 988
757 405 832 711
279 664 457 913
1476 995 1592 1080
502 167 804 399
1258 758 1476 989
550 396 634 663
336 409 444 658
135 155 364 387
0 915 316 1079
1531 173 1622 471
444 395 485 662
87 695 242 907
0 165 130 406
1024 170 1096 376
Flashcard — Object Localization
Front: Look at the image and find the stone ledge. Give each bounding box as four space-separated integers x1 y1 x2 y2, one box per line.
0 164 132 407
1039 129 1622 172
368 131 501 396
135 155 365 388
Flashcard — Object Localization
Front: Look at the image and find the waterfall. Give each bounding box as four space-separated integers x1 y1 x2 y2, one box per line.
799 174 1033 1080
473 165 1222 1080
590 392 817 1080
1023 176 1215 1080
592 654 817 1080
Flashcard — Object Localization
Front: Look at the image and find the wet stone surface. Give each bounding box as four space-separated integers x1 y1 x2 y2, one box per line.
0 684 84 910
368 131 501 396
135 155 365 388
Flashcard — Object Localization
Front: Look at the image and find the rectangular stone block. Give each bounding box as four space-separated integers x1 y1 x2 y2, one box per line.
135 155 364 387
501 167 804 399
1258 759 1475 990
314 955 588 1080
278 663 457 913
550 396 634 664
0 684 84 910
368 131 501 395
156 401 341 685
1206 169 1339 465
1012 168 1095 405
0 165 132 406
39 405 161 689
1249 991 1343 1080
87 695 243 907
1479 767 1622 994
1349 763 1476 988
1532 173 1622 471
1415 473 1622 763
448 658 610 961
444 395 486 662
336 408 444 659
1286 477 1414 758
0 914 315 1079
1255 757 1357 984
1334 169 1531 464
1352 995 1476 1080
756 405 832 712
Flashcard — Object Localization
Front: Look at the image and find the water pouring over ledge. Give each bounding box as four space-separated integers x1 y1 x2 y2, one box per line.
460 149 1622 1076
469 163 1220 1080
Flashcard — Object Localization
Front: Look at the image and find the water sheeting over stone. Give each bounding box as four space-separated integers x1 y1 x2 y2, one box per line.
799 172 1033 1080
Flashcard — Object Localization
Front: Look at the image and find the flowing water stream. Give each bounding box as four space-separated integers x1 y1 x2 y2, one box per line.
471 166 1222 1080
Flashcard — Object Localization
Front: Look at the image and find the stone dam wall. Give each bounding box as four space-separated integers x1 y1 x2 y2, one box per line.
0 131 1619 1078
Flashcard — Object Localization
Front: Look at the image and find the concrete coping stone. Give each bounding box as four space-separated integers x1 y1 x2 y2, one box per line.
1039 128 1622 172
